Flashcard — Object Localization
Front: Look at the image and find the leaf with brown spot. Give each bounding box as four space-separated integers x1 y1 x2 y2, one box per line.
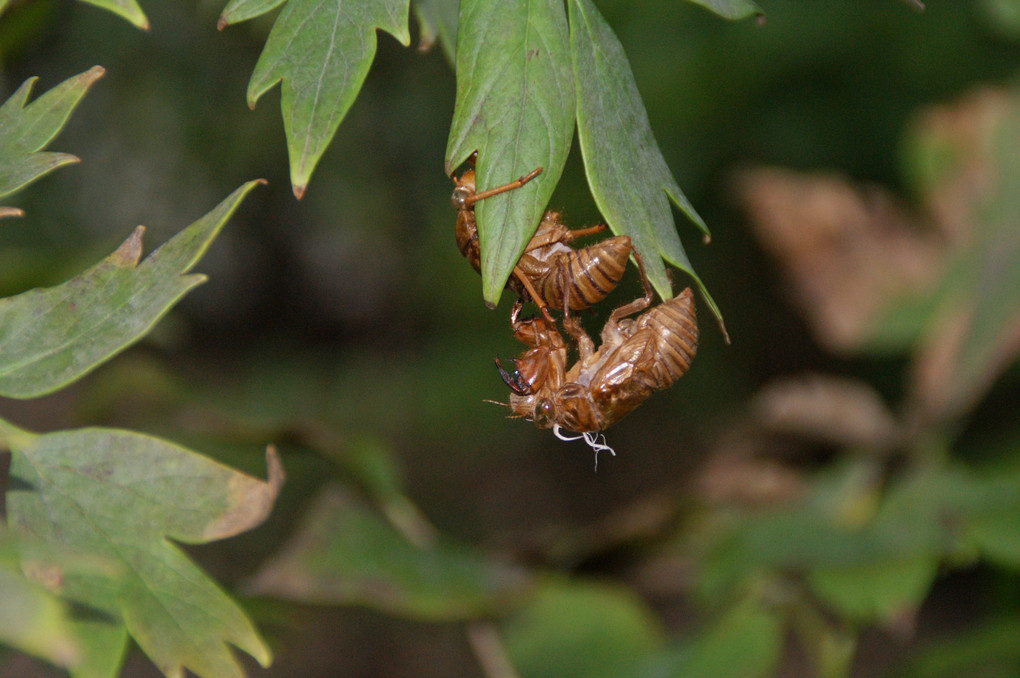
2 418 282 678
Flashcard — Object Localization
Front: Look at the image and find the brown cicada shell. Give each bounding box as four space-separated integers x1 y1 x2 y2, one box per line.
451 158 633 321
497 254 698 435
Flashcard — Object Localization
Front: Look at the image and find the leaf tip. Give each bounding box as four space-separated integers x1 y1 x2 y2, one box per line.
202 445 286 542
265 445 286 492
0 206 25 219
81 65 106 87
292 183 306 200
216 16 228 31
111 225 145 267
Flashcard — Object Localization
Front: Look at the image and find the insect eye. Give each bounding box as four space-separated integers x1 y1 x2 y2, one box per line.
533 399 555 427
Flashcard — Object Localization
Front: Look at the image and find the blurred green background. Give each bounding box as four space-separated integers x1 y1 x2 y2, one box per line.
2 0 1020 676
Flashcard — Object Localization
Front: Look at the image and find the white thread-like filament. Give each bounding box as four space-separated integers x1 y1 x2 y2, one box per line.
552 425 616 469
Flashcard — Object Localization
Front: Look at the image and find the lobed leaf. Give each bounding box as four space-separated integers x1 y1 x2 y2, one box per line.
77 0 148 29
247 484 529 620
445 0 575 307
569 0 727 339
3 420 284 678
245 0 411 198
0 66 105 212
0 181 262 399
680 0 763 20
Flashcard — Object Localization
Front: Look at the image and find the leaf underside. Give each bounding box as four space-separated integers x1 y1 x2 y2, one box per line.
0 181 263 399
569 0 726 339
682 0 763 20
0 67 105 212
241 0 411 197
3 420 283 678
411 0 458 62
77 0 149 29
445 0 575 307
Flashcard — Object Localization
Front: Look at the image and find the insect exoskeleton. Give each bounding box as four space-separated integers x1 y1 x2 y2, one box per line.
451 157 634 319
503 287 699 434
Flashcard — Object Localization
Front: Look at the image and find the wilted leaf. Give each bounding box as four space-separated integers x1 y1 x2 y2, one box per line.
445 0 574 307
906 92 1020 421
501 580 665 678
77 0 148 28
244 0 411 198
0 181 262 399
247 484 528 620
751 374 901 448
569 0 726 338
0 67 104 211
3 420 283 678
680 0 763 20
736 166 942 353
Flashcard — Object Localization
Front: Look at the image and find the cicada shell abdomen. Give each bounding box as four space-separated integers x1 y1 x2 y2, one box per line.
452 169 482 274
537 235 633 312
632 287 699 388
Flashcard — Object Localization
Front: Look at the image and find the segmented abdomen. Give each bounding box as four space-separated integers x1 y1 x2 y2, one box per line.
635 288 698 388
537 235 631 311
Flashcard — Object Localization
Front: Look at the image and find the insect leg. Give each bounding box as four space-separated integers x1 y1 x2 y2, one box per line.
511 267 555 324
463 167 543 206
607 247 654 324
561 223 607 242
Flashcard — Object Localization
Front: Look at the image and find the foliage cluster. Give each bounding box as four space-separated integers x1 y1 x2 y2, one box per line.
2 1 1020 677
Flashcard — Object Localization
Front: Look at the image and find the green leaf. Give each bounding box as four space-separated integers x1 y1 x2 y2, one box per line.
247 484 529 620
0 530 81 671
500 579 665 678
445 0 574 307
0 566 79 670
661 597 783 678
218 0 287 27
0 67 105 211
3 420 284 678
77 0 148 28
569 0 727 339
411 0 458 63
893 614 1020 678
0 180 262 399
245 0 411 198
680 0 763 20
808 557 939 624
